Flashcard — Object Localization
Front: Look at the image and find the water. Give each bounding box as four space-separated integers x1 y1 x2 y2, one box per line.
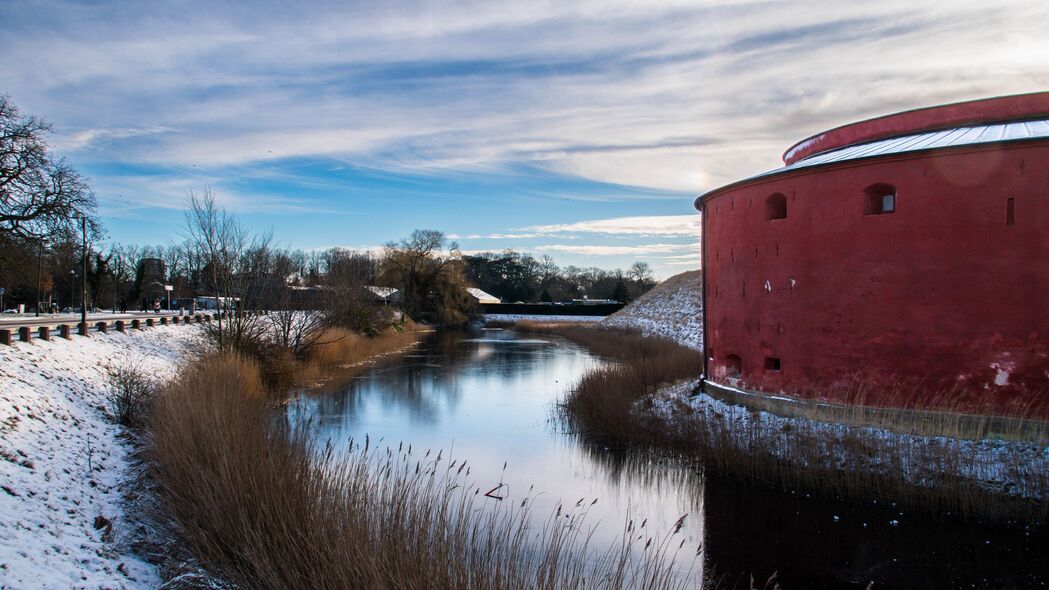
288 329 1048 589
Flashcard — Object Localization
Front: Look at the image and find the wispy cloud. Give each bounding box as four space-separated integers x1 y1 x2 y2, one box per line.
5 0 1048 195
535 243 697 256
528 214 699 236
447 232 543 240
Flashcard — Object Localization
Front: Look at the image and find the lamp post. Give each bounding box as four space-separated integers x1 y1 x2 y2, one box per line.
80 215 87 331
35 239 43 317
70 269 75 311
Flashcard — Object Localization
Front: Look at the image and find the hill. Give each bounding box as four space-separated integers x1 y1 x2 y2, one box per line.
601 270 703 350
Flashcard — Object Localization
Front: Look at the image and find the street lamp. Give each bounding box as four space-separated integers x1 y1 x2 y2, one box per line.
35 238 45 317
74 213 87 333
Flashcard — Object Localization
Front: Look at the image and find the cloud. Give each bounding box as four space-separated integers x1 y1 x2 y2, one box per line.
447 232 543 240
535 242 697 256
5 0 1049 197
529 214 700 236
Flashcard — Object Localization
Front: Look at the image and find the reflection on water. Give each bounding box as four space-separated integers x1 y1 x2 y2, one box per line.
287 329 1049 589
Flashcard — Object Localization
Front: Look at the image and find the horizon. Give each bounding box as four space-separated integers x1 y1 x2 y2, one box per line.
3 1 1049 278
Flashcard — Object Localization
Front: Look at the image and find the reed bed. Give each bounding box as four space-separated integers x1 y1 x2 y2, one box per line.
146 353 698 590
495 321 1049 523
266 325 424 388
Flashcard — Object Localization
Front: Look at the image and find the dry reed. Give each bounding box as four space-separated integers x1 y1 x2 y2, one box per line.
147 353 698 589
265 325 424 389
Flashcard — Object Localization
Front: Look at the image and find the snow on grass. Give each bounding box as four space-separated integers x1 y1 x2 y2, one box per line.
602 270 702 351
0 325 202 589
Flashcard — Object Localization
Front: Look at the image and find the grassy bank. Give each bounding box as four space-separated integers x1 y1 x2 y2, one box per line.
146 353 697 589
263 323 423 389
496 321 1049 523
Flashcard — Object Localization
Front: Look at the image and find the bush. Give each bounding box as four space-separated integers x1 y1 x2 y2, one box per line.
107 361 156 429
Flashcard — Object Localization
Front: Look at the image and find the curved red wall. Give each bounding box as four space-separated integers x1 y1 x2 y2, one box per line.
701 141 1049 417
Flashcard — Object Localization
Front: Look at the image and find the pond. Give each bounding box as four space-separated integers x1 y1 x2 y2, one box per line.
287 328 1048 589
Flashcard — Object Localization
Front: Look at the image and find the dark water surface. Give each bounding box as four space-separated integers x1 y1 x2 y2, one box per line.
287 329 1048 589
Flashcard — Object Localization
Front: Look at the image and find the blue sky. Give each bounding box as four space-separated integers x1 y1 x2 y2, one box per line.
3 1 1049 277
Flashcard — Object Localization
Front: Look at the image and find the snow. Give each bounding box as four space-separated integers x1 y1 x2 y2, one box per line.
0 325 202 589
602 270 703 350
647 379 1049 500
485 313 604 323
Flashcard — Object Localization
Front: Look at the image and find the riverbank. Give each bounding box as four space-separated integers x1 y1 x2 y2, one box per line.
0 325 202 588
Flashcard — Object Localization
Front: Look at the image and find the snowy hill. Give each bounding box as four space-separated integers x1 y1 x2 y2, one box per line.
0 326 201 588
602 270 703 350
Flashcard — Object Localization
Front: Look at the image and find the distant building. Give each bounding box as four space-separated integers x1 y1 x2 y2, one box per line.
366 285 401 304
466 288 500 304
697 92 1049 416
571 298 619 306
134 257 167 303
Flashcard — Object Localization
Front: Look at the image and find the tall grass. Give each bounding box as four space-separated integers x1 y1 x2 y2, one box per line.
264 324 423 389
505 322 701 446
147 354 698 589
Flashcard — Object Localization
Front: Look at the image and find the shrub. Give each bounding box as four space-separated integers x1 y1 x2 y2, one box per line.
106 361 156 429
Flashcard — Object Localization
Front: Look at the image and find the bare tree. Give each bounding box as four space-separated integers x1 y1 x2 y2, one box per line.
268 286 330 357
629 261 655 293
183 187 270 354
0 95 97 241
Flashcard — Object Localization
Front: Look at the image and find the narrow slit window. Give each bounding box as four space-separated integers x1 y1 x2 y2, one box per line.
864 183 897 215
1007 197 1015 226
764 357 781 371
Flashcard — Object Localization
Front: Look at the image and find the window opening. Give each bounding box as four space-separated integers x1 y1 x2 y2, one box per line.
864 183 897 215
726 355 742 379
766 193 787 220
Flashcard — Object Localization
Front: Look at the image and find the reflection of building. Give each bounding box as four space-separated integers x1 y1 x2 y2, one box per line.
466 287 500 304
697 93 1049 416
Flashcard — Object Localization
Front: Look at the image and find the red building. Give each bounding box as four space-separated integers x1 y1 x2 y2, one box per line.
696 93 1049 417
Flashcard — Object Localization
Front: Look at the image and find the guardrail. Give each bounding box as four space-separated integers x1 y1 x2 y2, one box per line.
0 312 232 345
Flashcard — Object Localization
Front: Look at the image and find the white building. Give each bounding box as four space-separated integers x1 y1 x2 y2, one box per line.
466 288 500 304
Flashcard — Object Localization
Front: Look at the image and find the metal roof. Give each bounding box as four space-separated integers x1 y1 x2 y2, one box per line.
701 118 1049 202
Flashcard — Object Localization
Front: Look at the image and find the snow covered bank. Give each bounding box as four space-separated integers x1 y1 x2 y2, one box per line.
0 325 202 588
647 380 1049 503
602 270 702 350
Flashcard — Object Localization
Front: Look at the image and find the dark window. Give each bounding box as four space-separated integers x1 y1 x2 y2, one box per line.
726 354 742 378
764 357 781 371
766 192 787 220
1007 197 1015 226
864 183 897 215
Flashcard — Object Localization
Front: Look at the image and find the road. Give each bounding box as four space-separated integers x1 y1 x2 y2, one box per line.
0 311 209 329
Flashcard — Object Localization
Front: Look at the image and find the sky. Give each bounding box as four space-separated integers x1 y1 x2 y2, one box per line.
2 1 1049 278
